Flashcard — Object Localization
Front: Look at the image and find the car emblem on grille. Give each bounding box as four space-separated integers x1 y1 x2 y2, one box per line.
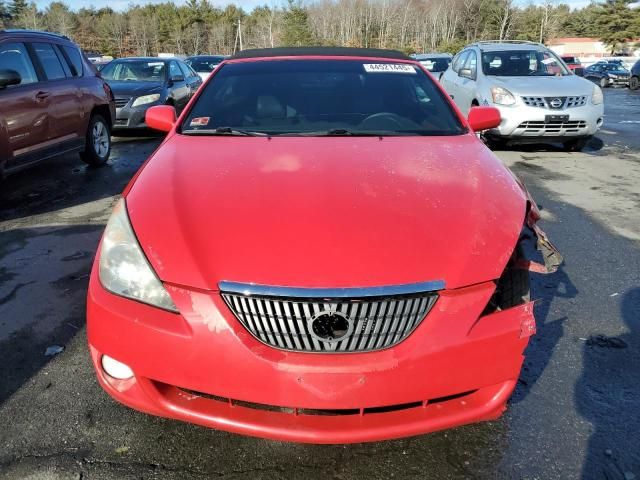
549 98 564 108
309 310 353 343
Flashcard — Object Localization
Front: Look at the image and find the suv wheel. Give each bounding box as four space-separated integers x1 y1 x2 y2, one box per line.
81 114 111 166
563 137 590 152
630 76 639 90
599 77 608 88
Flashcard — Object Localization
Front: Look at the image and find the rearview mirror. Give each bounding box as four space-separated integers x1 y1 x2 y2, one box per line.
468 106 501 132
0 69 21 89
169 75 185 84
146 105 176 133
459 68 474 79
574 67 584 77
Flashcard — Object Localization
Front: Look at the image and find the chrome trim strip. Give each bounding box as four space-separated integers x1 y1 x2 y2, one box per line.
218 280 446 298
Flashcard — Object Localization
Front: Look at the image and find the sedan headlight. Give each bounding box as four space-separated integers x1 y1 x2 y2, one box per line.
592 85 603 105
131 93 161 107
491 86 516 106
99 199 178 312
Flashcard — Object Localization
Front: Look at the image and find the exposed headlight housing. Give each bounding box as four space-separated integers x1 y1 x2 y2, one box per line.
131 93 161 107
491 86 516 106
99 199 178 312
592 85 603 105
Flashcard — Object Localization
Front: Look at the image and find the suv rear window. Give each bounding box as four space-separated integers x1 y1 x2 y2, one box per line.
62 45 83 76
182 59 464 136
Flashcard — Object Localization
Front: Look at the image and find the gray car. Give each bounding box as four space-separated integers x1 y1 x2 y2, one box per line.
441 41 604 151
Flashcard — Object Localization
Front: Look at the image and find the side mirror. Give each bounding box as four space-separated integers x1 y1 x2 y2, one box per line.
459 68 474 79
169 75 185 84
574 67 584 77
468 106 501 132
146 105 176 133
0 69 21 89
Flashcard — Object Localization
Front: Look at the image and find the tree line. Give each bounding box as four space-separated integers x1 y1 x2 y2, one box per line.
0 0 638 57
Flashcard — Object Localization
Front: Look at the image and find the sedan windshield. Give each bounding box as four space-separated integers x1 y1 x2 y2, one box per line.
418 57 451 72
602 64 629 72
181 59 464 136
187 57 224 73
100 60 166 82
482 50 569 76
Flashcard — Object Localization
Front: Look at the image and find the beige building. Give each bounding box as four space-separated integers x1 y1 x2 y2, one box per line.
547 37 640 58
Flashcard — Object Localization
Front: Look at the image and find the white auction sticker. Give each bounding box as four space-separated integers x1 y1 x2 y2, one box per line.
363 64 416 74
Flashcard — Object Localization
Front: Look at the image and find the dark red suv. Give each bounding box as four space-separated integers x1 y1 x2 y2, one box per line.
0 30 115 177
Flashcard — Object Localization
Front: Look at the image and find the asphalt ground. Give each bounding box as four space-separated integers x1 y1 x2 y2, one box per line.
0 88 639 479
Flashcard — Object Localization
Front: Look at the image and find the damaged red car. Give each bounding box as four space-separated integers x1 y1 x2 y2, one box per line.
87 47 562 443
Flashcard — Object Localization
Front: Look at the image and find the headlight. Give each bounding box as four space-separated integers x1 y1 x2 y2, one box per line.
131 93 161 107
592 85 603 105
99 199 178 312
491 86 516 106
609 74 617 79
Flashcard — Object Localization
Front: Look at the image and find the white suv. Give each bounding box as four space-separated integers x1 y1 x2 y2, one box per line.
441 41 604 151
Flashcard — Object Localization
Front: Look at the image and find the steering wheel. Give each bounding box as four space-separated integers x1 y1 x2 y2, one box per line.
359 112 407 130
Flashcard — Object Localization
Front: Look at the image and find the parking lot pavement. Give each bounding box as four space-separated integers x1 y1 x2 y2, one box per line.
1 89 639 479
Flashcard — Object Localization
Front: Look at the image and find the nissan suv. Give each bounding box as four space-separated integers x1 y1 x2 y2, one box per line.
441 41 604 151
0 30 115 177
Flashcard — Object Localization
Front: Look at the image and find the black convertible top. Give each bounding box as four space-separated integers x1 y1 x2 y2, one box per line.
229 47 412 61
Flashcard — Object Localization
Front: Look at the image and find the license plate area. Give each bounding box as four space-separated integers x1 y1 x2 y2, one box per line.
545 114 569 123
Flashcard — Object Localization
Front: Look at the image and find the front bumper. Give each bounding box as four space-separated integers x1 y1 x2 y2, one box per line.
487 102 604 139
113 103 159 130
87 270 534 444
606 77 630 87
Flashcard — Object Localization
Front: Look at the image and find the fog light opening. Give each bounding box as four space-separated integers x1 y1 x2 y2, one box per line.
101 355 134 380
597 117 604 127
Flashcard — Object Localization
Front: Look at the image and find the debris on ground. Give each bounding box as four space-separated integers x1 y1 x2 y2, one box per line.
115 446 129 454
44 345 65 356
586 335 628 349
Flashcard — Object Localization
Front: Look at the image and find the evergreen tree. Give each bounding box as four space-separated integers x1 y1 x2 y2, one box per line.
0 0 11 26
596 0 639 54
281 0 314 46
10 0 27 19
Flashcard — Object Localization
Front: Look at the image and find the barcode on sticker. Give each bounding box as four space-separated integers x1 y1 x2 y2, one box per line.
364 64 416 74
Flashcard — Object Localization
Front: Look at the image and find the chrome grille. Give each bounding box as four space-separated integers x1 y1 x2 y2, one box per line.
522 96 546 108
114 97 130 108
521 96 587 109
220 283 440 353
516 120 587 136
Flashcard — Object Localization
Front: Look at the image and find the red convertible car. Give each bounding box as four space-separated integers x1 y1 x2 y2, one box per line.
87 47 561 443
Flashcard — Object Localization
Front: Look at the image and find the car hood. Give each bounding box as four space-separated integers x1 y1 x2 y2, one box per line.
490 75 593 97
107 80 164 97
125 134 527 291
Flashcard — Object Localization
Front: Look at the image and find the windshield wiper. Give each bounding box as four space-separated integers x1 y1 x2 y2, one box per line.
182 127 267 137
281 128 403 137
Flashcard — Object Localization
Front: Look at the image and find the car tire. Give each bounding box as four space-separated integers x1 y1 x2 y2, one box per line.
630 76 639 90
496 267 530 310
80 114 111 166
599 77 608 88
563 137 590 152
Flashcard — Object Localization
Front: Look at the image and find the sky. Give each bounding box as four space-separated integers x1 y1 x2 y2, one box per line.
33 0 595 12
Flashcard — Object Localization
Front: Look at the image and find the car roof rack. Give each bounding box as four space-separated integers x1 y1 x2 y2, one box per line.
468 40 543 48
230 47 411 61
0 29 71 40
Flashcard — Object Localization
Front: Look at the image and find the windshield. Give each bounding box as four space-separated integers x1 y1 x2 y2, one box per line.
418 58 451 72
562 56 578 64
181 59 464 136
482 50 569 76
100 60 166 82
186 57 224 73
602 64 628 72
